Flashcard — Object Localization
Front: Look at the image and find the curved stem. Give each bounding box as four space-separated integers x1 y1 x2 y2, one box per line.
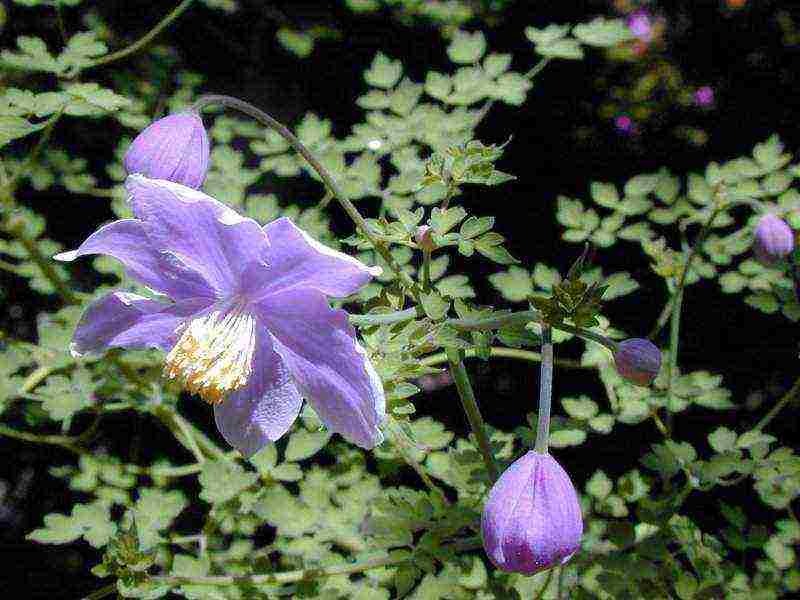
349 307 420 327
84 0 198 69
534 326 553 454
755 375 800 432
192 94 418 293
446 347 500 482
419 346 586 369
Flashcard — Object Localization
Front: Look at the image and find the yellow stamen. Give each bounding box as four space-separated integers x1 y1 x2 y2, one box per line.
164 306 257 404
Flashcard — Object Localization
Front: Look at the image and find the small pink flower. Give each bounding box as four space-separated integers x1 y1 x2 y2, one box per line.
627 9 653 42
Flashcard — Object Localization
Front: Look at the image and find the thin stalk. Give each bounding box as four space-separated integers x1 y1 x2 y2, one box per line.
755 375 800 432
446 347 500 482
419 346 586 369
5 218 77 303
534 326 553 454
0 423 81 454
83 0 198 69
192 94 418 293
665 191 725 422
349 307 420 327
7 111 63 195
422 249 432 291
153 537 481 587
80 583 117 600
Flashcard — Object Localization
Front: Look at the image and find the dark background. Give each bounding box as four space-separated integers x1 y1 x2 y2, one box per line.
2 1 800 597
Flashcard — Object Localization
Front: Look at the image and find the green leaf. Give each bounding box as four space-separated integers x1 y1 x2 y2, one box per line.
447 30 486 64
436 274 475 299
1 36 61 73
535 38 584 60
460 216 494 239
420 291 450 320
488 266 532 302
573 17 632 47
58 31 107 70
28 501 116 548
736 430 776 449
38 369 95 421
276 28 314 58
285 429 332 462
549 429 586 448
765 537 796 569
63 83 130 115
525 24 570 46
586 470 612 499
562 396 599 420
0 115 47 149
590 181 620 208
708 427 737 453
134 489 187 551
365 52 402 89
430 207 467 235
198 460 257 504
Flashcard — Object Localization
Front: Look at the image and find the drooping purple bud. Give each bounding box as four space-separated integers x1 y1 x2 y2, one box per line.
481 451 583 575
613 338 661 386
415 225 436 252
753 214 794 266
123 111 210 189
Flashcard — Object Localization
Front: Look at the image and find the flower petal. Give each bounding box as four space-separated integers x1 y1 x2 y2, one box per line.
254 288 385 448
54 219 214 300
71 292 211 357
214 328 303 457
125 175 268 295
245 217 381 299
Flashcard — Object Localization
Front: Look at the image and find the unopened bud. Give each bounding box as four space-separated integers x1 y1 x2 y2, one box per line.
415 226 436 252
481 451 583 575
124 111 210 189
753 214 794 266
613 338 661 386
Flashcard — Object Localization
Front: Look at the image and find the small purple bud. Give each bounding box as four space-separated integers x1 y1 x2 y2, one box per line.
694 86 715 107
415 225 436 252
124 111 210 189
627 9 653 42
753 214 794 265
481 451 583 575
613 338 661 386
614 115 635 135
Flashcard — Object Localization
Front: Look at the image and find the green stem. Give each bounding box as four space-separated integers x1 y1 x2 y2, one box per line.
4 217 78 303
446 347 500 482
755 376 800 432
419 346 586 369
83 0 198 69
152 539 478 586
349 307 420 327
534 326 553 454
0 423 80 453
80 583 117 600
7 111 62 196
192 94 418 294
422 249 432 292
665 190 725 422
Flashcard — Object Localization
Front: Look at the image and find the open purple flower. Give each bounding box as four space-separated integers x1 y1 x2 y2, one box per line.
55 174 386 457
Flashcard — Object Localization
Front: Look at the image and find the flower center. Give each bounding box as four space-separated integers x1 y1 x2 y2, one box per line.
164 304 257 404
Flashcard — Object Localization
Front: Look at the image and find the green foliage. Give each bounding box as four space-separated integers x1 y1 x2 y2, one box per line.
1 2 798 599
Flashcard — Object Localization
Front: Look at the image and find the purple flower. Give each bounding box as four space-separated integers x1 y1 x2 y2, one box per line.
55 175 386 456
694 86 715 107
613 338 661 386
124 112 210 189
627 9 653 42
481 451 583 575
614 115 635 135
753 213 794 266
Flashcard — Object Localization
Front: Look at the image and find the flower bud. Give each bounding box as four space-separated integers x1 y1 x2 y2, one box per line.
613 338 661 386
415 225 436 252
124 111 210 189
481 451 582 575
753 214 794 266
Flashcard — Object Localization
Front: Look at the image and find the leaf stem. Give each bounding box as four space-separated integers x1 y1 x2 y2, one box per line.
419 346 586 369
422 248 432 291
445 347 500 482
754 375 800 432
83 0 198 69
534 326 553 454
192 94 418 293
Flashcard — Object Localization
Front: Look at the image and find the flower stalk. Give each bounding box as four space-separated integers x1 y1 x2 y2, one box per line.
446 347 500 482
534 326 553 454
192 94 418 293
